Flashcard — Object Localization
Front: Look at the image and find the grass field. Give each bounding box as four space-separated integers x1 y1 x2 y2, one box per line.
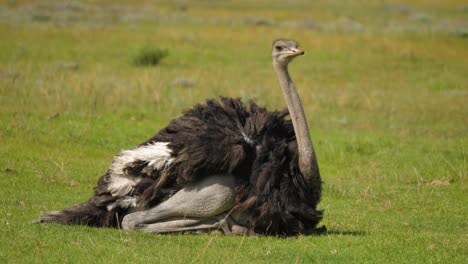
0 0 467 263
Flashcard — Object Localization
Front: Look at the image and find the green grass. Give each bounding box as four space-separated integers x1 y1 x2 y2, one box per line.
132 45 168 67
0 0 467 263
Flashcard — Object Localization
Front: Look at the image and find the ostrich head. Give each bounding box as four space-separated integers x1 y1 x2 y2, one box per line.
272 39 304 66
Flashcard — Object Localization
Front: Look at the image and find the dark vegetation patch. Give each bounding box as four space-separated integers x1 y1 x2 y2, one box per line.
132 45 168 67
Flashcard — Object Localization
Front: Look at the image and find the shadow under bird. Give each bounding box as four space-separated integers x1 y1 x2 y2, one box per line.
38 39 324 236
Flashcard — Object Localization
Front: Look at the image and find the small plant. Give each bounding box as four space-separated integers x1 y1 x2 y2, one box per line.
32 14 51 22
132 45 168 66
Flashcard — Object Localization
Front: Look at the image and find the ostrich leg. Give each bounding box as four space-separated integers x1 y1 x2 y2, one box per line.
134 214 244 234
121 174 241 234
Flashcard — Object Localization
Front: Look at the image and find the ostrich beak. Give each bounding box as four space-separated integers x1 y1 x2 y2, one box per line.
291 48 304 56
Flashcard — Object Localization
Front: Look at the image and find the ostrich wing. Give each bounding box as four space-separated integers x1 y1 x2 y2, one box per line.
102 98 256 206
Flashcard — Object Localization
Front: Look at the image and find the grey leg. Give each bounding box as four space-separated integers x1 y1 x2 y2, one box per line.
137 215 228 234
122 174 237 231
137 214 250 235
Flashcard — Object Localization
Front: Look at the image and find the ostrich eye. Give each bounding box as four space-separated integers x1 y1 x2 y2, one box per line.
275 46 283 51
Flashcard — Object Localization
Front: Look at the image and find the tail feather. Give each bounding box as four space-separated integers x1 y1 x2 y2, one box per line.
38 195 124 228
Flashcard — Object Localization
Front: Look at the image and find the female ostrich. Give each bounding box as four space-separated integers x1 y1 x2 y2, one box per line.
39 39 323 236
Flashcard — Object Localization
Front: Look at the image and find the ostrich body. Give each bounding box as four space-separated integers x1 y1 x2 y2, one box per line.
39 39 323 236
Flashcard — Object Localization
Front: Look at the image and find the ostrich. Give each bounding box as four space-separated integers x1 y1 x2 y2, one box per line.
39 39 323 236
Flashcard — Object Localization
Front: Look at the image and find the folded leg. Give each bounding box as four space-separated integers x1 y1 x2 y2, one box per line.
122 174 238 232
137 215 228 234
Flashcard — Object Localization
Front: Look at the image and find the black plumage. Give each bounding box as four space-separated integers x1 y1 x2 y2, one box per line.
39 97 323 236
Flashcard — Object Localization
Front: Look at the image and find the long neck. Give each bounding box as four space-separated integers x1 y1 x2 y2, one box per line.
273 62 320 187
